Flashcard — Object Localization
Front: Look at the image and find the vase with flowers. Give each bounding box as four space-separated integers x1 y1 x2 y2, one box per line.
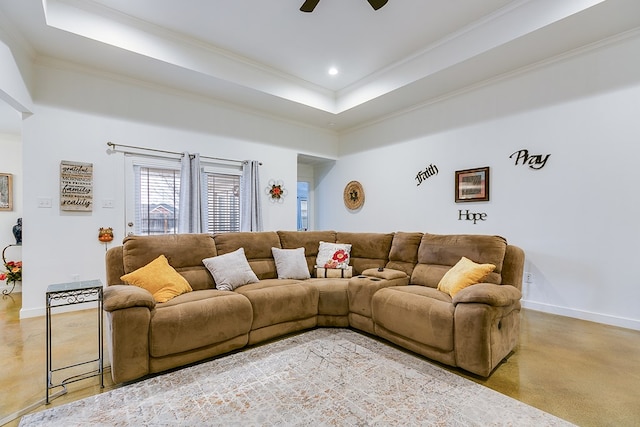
1 260 22 295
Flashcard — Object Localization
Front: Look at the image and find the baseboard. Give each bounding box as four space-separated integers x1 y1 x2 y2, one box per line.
522 300 640 331
19 306 44 318
20 301 98 319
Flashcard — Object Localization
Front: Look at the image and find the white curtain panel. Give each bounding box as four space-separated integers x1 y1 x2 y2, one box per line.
240 160 263 232
178 152 207 233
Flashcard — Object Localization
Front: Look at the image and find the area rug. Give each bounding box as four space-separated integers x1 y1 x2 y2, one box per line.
20 328 573 426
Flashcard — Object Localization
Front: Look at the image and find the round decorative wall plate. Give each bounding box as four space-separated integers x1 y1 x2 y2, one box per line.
343 181 365 210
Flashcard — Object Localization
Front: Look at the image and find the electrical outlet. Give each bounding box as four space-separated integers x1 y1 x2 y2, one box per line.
37 198 53 208
72 274 80 282
525 272 533 283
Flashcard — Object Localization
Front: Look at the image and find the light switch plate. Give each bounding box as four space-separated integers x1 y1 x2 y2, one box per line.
38 198 53 208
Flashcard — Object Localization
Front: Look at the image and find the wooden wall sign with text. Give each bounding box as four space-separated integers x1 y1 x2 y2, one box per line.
60 161 93 211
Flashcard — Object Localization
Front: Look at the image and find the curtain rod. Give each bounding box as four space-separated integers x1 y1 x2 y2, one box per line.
106 142 261 165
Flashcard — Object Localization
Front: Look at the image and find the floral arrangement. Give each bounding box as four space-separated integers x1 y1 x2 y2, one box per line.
0 260 22 284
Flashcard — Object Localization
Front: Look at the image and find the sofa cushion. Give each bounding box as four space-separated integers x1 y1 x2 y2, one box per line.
213 232 280 279
234 279 319 330
271 247 311 280
202 248 259 291
386 232 423 276
149 290 253 357
372 286 455 352
305 279 350 316
277 230 337 273
121 234 217 291
120 254 192 303
316 241 351 269
437 257 496 297
411 234 507 288
336 232 394 274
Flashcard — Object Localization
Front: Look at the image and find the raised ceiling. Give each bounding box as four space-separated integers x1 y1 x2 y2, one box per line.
1 0 640 132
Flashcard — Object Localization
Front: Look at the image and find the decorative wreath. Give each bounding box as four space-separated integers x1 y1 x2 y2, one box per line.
265 179 288 203
343 181 365 210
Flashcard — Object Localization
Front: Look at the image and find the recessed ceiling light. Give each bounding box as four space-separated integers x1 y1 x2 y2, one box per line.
328 67 338 76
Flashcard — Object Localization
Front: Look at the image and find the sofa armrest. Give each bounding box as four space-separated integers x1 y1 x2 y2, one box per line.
104 285 156 312
452 283 521 307
361 268 408 280
104 285 154 383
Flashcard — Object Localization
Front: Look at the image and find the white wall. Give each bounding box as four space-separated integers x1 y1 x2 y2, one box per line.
318 33 640 330
0 132 22 294
0 39 32 114
19 62 338 317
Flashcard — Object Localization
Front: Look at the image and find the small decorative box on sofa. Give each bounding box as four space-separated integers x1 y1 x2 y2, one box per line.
315 266 353 278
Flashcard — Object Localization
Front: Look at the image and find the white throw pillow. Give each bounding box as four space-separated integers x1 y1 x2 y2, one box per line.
271 247 311 280
202 248 259 291
315 241 352 269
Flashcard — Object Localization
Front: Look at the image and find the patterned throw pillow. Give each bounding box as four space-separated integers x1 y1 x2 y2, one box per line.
315 242 352 269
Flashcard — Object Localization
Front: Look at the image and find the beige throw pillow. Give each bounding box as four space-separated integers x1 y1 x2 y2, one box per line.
272 247 311 280
202 248 259 291
437 256 496 297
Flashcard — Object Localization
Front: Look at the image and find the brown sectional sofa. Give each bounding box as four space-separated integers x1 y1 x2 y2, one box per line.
104 230 525 384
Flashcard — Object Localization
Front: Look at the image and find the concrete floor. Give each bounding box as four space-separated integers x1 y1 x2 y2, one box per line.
1 292 639 426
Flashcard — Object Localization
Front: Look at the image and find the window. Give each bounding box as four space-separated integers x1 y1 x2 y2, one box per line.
135 166 180 235
128 158 241 235
206 173 240 233
297 181 309 231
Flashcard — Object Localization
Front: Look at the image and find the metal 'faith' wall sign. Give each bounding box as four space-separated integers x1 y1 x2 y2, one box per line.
415 164 439 186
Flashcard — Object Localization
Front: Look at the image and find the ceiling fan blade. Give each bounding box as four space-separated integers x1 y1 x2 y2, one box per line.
367 0 388 10
300 0 320 12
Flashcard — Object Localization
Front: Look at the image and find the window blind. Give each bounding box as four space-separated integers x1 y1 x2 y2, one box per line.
132 163 241 235
206 173 240 233
134 165 180 235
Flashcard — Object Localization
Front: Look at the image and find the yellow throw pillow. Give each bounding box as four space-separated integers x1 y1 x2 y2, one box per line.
437 256 496 297
120 254 192 303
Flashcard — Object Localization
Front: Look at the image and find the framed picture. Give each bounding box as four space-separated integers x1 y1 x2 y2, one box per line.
455 167 489 203
0 173 13 211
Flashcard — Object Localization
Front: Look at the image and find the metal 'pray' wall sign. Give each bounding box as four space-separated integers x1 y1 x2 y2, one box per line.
510 149 550 170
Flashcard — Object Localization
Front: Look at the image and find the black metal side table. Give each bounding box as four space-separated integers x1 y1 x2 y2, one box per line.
45 279 104 404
